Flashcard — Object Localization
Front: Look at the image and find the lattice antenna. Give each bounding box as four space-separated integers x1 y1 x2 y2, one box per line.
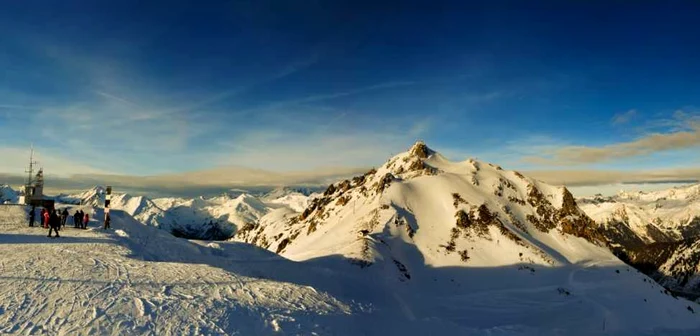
24 144 38 186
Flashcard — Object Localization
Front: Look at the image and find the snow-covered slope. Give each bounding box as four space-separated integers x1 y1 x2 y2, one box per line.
1 198 700 334
230 142 700 334
0 204 27 229
0 211 363 335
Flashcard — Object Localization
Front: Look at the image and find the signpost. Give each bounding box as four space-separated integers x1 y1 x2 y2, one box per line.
105 186 112 213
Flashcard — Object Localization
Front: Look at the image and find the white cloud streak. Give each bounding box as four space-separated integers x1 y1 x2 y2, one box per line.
525 112 700 165
611 109 637 125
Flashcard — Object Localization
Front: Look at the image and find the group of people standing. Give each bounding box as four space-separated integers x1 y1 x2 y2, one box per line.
72 209 89 229
28 207 91 237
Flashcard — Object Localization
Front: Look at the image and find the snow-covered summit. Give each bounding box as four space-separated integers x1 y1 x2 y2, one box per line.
262 186 318 200
238 141 605 269
262 187 319 212
55 186 106 205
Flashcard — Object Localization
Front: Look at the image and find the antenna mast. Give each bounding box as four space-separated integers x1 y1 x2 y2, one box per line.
25 145 37 187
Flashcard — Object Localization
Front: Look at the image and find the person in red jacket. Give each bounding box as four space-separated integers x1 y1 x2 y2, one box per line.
42 209 50 229
83 212 90 229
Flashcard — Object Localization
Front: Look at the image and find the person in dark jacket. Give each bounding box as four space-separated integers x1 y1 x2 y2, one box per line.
48 209 60 238
54 210 61 231
61 208 69 228
29 206 35 227
73 210 81 229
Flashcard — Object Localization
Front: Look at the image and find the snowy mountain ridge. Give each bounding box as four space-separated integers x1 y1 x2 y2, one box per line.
0 184 20 204
237 141 608 271
580 183 700 245
227 142 700 334
3 143 700 334
579 183 700 296
57 187 279 240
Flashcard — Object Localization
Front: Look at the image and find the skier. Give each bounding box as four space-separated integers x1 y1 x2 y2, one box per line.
29 206 35 227
104 213 111 230
48 209 60 238
61 208 69 228
42 209 50 229
83 212 90 229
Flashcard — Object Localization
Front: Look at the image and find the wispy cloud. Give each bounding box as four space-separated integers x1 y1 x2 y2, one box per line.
524 112 700 165
169 54 323 113
0 104 43 111
611 109 637 125
525 168 700 187
0 147 111 176
93 90 142 108
292 81 416 104
216 116 429 171
243 80 416 114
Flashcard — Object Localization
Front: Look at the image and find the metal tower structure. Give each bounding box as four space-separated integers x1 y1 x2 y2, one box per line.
24 145 37 188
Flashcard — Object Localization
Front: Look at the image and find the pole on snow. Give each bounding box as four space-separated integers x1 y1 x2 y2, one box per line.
104 186 112 213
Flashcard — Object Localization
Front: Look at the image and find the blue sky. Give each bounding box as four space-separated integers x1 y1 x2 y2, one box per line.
0 1 698 179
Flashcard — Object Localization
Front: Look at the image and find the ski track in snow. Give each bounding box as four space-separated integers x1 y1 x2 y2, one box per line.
0 223 353 336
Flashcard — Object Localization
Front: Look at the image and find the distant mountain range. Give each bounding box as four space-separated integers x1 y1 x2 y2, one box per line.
579 184 700 297
3 142 700 333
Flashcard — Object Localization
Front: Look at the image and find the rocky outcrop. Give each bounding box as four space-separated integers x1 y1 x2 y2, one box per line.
409 141 432 159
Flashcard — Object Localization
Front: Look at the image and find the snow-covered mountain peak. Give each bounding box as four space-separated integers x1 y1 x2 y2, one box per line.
55 185 107 205
0 184 19 204
238 143 607 274
263 187 314 200
408 140 434 159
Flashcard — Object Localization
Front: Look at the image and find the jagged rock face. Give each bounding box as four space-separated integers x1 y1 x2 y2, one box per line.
598 220 648 248
170 220 232 240
615 240 700 296
236 142 611 276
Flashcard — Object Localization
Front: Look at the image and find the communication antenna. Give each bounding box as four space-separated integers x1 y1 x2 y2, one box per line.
25 144 38 187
